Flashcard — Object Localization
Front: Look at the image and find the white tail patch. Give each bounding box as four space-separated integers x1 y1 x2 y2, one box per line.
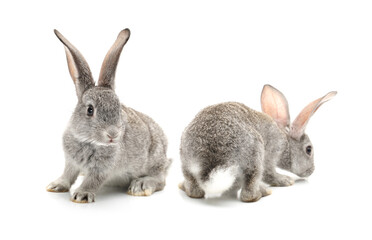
201 166 238 198
189 162 201 176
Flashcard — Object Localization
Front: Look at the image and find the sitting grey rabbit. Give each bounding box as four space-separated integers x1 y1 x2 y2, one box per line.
179 85 336 202
46 29 171 203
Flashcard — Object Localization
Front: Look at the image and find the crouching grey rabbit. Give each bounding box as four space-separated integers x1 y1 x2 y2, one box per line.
46 29 171 203
179 85 336 202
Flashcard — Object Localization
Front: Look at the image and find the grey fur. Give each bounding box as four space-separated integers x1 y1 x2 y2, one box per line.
47 29 171 203
180 85 336 202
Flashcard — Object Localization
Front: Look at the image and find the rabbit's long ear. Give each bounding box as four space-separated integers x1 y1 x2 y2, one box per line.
290 91 337 140
98 29 130 89
261 84 290 129
54 30 95 99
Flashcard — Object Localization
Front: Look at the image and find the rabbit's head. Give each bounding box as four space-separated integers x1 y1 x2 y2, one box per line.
261 85 337 177
55 29 130 146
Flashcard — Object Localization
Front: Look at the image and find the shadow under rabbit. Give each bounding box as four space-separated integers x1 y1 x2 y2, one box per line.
51 176 157 204
178 177 309 207
177 186 274 207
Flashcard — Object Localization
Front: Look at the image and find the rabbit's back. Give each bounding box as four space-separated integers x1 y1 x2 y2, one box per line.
180 102 275 197
181 102 273 170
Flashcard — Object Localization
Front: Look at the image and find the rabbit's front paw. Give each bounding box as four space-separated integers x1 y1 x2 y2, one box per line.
46 181 70 193
71 191 95 203
271 175 294 187
240 188 262 202
127 177 156 197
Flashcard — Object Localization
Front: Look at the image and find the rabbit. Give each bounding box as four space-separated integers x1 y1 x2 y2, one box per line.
179 84 336 202
46 29 171 203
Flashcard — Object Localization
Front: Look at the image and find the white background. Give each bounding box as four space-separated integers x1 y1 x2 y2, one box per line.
1 0 371 239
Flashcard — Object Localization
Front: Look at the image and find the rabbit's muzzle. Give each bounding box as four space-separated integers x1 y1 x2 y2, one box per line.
104 126 121 144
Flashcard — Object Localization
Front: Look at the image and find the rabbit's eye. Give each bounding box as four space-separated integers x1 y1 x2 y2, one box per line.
305 145 312 155
87 105 94 117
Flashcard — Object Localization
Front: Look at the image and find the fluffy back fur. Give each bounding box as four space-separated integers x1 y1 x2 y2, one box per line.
180 85 336 202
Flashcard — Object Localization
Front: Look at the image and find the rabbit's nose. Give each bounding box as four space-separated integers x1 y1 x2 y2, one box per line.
106 127 120 139
107 132 118 139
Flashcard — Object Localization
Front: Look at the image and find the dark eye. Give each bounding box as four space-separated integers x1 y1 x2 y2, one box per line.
87 105 94 117
306 145 312 155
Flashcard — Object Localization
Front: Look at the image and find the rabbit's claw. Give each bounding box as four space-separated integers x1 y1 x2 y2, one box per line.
71 191 95 203
127 178 156 197
46 182 70 193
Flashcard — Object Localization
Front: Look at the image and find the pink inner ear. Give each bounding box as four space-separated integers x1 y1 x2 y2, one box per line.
290 99 319 140
261 85 290 129
64 47 78 83
290 91 337 140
